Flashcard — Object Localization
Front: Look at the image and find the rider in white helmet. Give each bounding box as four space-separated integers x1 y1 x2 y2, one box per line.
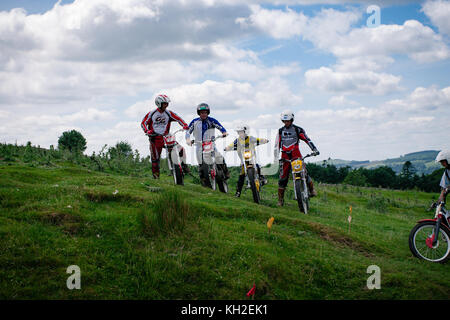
224 124 269 197
141 94 189 179
274 109 319 206
436 150 450 204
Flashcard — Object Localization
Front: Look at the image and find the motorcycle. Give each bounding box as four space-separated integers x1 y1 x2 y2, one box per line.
226 146 262 204
191 135 228 193
162 128 185 186
409 196 450 263
282 153 317 214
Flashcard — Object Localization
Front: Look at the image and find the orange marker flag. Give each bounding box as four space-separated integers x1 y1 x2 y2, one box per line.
267 217 275 233
247 284 256 299
348 206 352 233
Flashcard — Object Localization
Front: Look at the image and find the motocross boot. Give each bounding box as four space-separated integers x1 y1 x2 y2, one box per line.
308 180 317 197
277 188 285 206
182 163 190 174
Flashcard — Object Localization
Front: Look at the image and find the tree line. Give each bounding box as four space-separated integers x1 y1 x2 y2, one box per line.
305 161 444 193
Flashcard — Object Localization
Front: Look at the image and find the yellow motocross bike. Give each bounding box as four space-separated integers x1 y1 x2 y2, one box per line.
241 148 262 204
283 153 316 214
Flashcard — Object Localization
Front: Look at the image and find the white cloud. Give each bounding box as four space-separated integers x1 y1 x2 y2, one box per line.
327 20 450 63
386 85 450 112
328 95 361 107
125 78 303 118
305 66 402 95
236 5 308 39
422 0 450 36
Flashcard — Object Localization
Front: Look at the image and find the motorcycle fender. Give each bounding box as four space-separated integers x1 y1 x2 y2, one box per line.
417 219 450 233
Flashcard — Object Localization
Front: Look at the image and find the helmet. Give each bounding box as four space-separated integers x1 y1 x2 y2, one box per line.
280 110 294 122
236 124 249 135
155 94 170 109
197 103 210 115
435 150 450 163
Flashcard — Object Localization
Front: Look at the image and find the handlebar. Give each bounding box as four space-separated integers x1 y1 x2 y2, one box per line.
189 134 227 146
147 128 185 138
278 152 318 163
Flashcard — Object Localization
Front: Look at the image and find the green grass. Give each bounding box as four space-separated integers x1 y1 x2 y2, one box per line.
0 160 449 300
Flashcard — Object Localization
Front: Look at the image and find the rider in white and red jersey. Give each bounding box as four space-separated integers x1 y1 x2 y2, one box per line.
141 94 189 179
274 110 320 206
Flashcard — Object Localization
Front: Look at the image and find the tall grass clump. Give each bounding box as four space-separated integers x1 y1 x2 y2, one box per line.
366 194 389 213
139 190 191 236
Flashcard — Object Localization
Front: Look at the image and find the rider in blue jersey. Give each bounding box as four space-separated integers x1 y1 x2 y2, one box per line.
185 103 230 185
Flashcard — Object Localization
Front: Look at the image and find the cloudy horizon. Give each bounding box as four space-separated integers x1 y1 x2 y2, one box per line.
1 0 449 166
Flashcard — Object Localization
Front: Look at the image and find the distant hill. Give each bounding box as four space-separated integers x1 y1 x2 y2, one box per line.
318 150 441 175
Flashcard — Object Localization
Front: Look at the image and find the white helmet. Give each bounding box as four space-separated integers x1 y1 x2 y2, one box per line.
155 94 170 109
280 110 294 122
436 150 450 163
236 123 249 135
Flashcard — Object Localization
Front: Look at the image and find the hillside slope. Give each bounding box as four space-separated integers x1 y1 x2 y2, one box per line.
1 160 449 299
321 150 441 174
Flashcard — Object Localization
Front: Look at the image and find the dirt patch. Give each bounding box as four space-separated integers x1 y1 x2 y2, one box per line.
304 221 375 258
40 212 84 235
84 191 146 203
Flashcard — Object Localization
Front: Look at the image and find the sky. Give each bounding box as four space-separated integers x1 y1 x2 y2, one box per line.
0 0 449 166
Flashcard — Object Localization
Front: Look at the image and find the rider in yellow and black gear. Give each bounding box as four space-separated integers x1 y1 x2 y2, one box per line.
224 124 269 197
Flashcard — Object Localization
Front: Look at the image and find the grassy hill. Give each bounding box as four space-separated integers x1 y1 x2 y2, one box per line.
1 158 449 299
322 150 441 175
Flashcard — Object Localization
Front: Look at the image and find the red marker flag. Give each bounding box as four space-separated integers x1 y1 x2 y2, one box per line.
246 284 256 297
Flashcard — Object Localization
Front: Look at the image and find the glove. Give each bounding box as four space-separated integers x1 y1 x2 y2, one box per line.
146 130 155 136
186 139 193 146
183 125 189 130
222 132 228 137
312 149 320 156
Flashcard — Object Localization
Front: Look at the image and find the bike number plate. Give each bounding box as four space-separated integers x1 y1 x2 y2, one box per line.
164 135 176 146
202 141 213 153
244 150 252 160
292 159 303 173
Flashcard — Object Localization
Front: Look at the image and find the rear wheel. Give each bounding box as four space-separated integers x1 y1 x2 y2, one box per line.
409 221 450 263
247 167 260 204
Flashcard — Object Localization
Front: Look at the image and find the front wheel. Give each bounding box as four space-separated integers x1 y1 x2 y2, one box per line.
173 163 184 185
294 179 309 214
409 221 450 263
199 163 213 189
216 166 227 193
247 167 260 204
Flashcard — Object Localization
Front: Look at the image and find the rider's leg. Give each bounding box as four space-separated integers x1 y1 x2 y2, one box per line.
278 158 290 206
306 173 317 197
150 137 163 179
235 165 245 197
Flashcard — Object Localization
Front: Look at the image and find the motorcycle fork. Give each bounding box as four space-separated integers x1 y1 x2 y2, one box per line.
291 166 301 199
432 216 442 247
166 146 173 171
